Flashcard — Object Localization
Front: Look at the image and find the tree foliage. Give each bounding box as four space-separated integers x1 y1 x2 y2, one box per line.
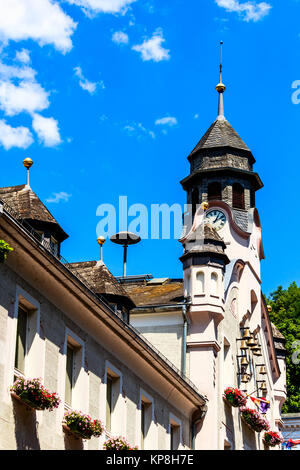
267 282 300 413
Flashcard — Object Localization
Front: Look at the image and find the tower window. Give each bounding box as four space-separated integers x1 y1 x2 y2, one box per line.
211 273 218 296
191 188 199 221
208 182 222 201
232 183 245 209
196 271 204 294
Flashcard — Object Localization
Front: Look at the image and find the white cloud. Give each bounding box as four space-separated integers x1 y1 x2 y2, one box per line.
0 61 36 81
15 48 31 64
155 116 177 126
74 66 105 94
0 80 49 116
215 0 271 22
123 121 155 139
32 113 61 147
45 191 72 203
0 119 33 149
0 0 77 53
132 29 170 62
112 31 129 45
65 0 136 15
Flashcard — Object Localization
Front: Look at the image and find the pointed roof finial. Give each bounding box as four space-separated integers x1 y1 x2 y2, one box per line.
23 157 33 187
216 41 226 121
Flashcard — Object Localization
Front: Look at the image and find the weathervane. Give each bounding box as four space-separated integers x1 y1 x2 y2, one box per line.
216 41 226 120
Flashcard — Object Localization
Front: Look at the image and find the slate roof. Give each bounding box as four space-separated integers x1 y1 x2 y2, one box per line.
123 280 184 308
68 261 135 307
0 184 68 241
271 322 286 353
188 119 251 158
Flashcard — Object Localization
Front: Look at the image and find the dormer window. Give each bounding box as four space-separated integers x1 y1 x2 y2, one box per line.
50 236 59 257
208 182 222 201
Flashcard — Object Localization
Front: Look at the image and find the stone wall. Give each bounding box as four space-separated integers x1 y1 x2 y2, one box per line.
0 264 190 450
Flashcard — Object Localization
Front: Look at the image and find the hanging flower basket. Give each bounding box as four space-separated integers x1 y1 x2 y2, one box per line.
0 240 13 263
63 410 104 440
223 387 247 408
103 436 138 450
10 377 60 411
240 407 270 433
263 431 284 447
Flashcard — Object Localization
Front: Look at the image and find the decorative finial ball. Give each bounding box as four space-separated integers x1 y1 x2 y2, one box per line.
97 236 106 246
216 82 226 93
267 305 272 313
23 157 33 169
201 202 209 211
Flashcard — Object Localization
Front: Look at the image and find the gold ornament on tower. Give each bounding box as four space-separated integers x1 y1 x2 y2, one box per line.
97 236 106 262
201 202 209 211
23 157 33 169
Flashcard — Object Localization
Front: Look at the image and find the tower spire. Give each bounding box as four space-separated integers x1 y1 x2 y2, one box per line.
216 41 226 121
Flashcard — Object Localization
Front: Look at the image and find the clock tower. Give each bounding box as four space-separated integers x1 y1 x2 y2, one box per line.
179 44 276 450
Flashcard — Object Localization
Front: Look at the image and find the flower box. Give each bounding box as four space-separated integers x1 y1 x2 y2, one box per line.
103 436 138 450
10 377 60 411
263 431 284 448
62 423 91 440
11 391 43 411
223 387 247 408
240 407 270 433
63 410 104 440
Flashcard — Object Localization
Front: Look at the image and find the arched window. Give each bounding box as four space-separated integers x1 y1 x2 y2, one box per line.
185 274 191 297
196 271 204 294
232 183 245 209
211 272 218 296
191 188 199 221
208 182 222 201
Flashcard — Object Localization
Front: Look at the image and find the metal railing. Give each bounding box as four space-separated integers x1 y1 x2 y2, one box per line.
1 198 202 398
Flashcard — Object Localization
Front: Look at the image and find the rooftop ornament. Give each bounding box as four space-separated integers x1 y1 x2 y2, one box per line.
23 157 33 187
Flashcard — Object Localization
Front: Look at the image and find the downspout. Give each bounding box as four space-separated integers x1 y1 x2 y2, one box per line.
191 405 208 449
182 296 191 377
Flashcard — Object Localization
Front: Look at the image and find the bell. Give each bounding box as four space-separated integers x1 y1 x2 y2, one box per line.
240 340 248 350
242 328 251 340
241 357 249 366
241 374 249 383
260 382 267 391
259 366 267 375
251 344 260 352
246 337 256 347
253 348 262 357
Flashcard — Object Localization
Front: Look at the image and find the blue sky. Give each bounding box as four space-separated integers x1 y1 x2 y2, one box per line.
0 0 299 295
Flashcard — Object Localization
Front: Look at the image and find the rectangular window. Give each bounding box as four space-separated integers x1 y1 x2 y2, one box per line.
140 392 153 450
106 375 113 432
141 402 146 450
105 364 122 435
169 416 181 450
14 306 28 375
65 345 74 406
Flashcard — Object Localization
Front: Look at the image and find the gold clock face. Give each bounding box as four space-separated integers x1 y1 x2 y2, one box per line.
205 209 226 231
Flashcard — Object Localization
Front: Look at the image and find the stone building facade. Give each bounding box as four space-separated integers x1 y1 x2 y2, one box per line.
0 69 286 450
0 186 206 450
